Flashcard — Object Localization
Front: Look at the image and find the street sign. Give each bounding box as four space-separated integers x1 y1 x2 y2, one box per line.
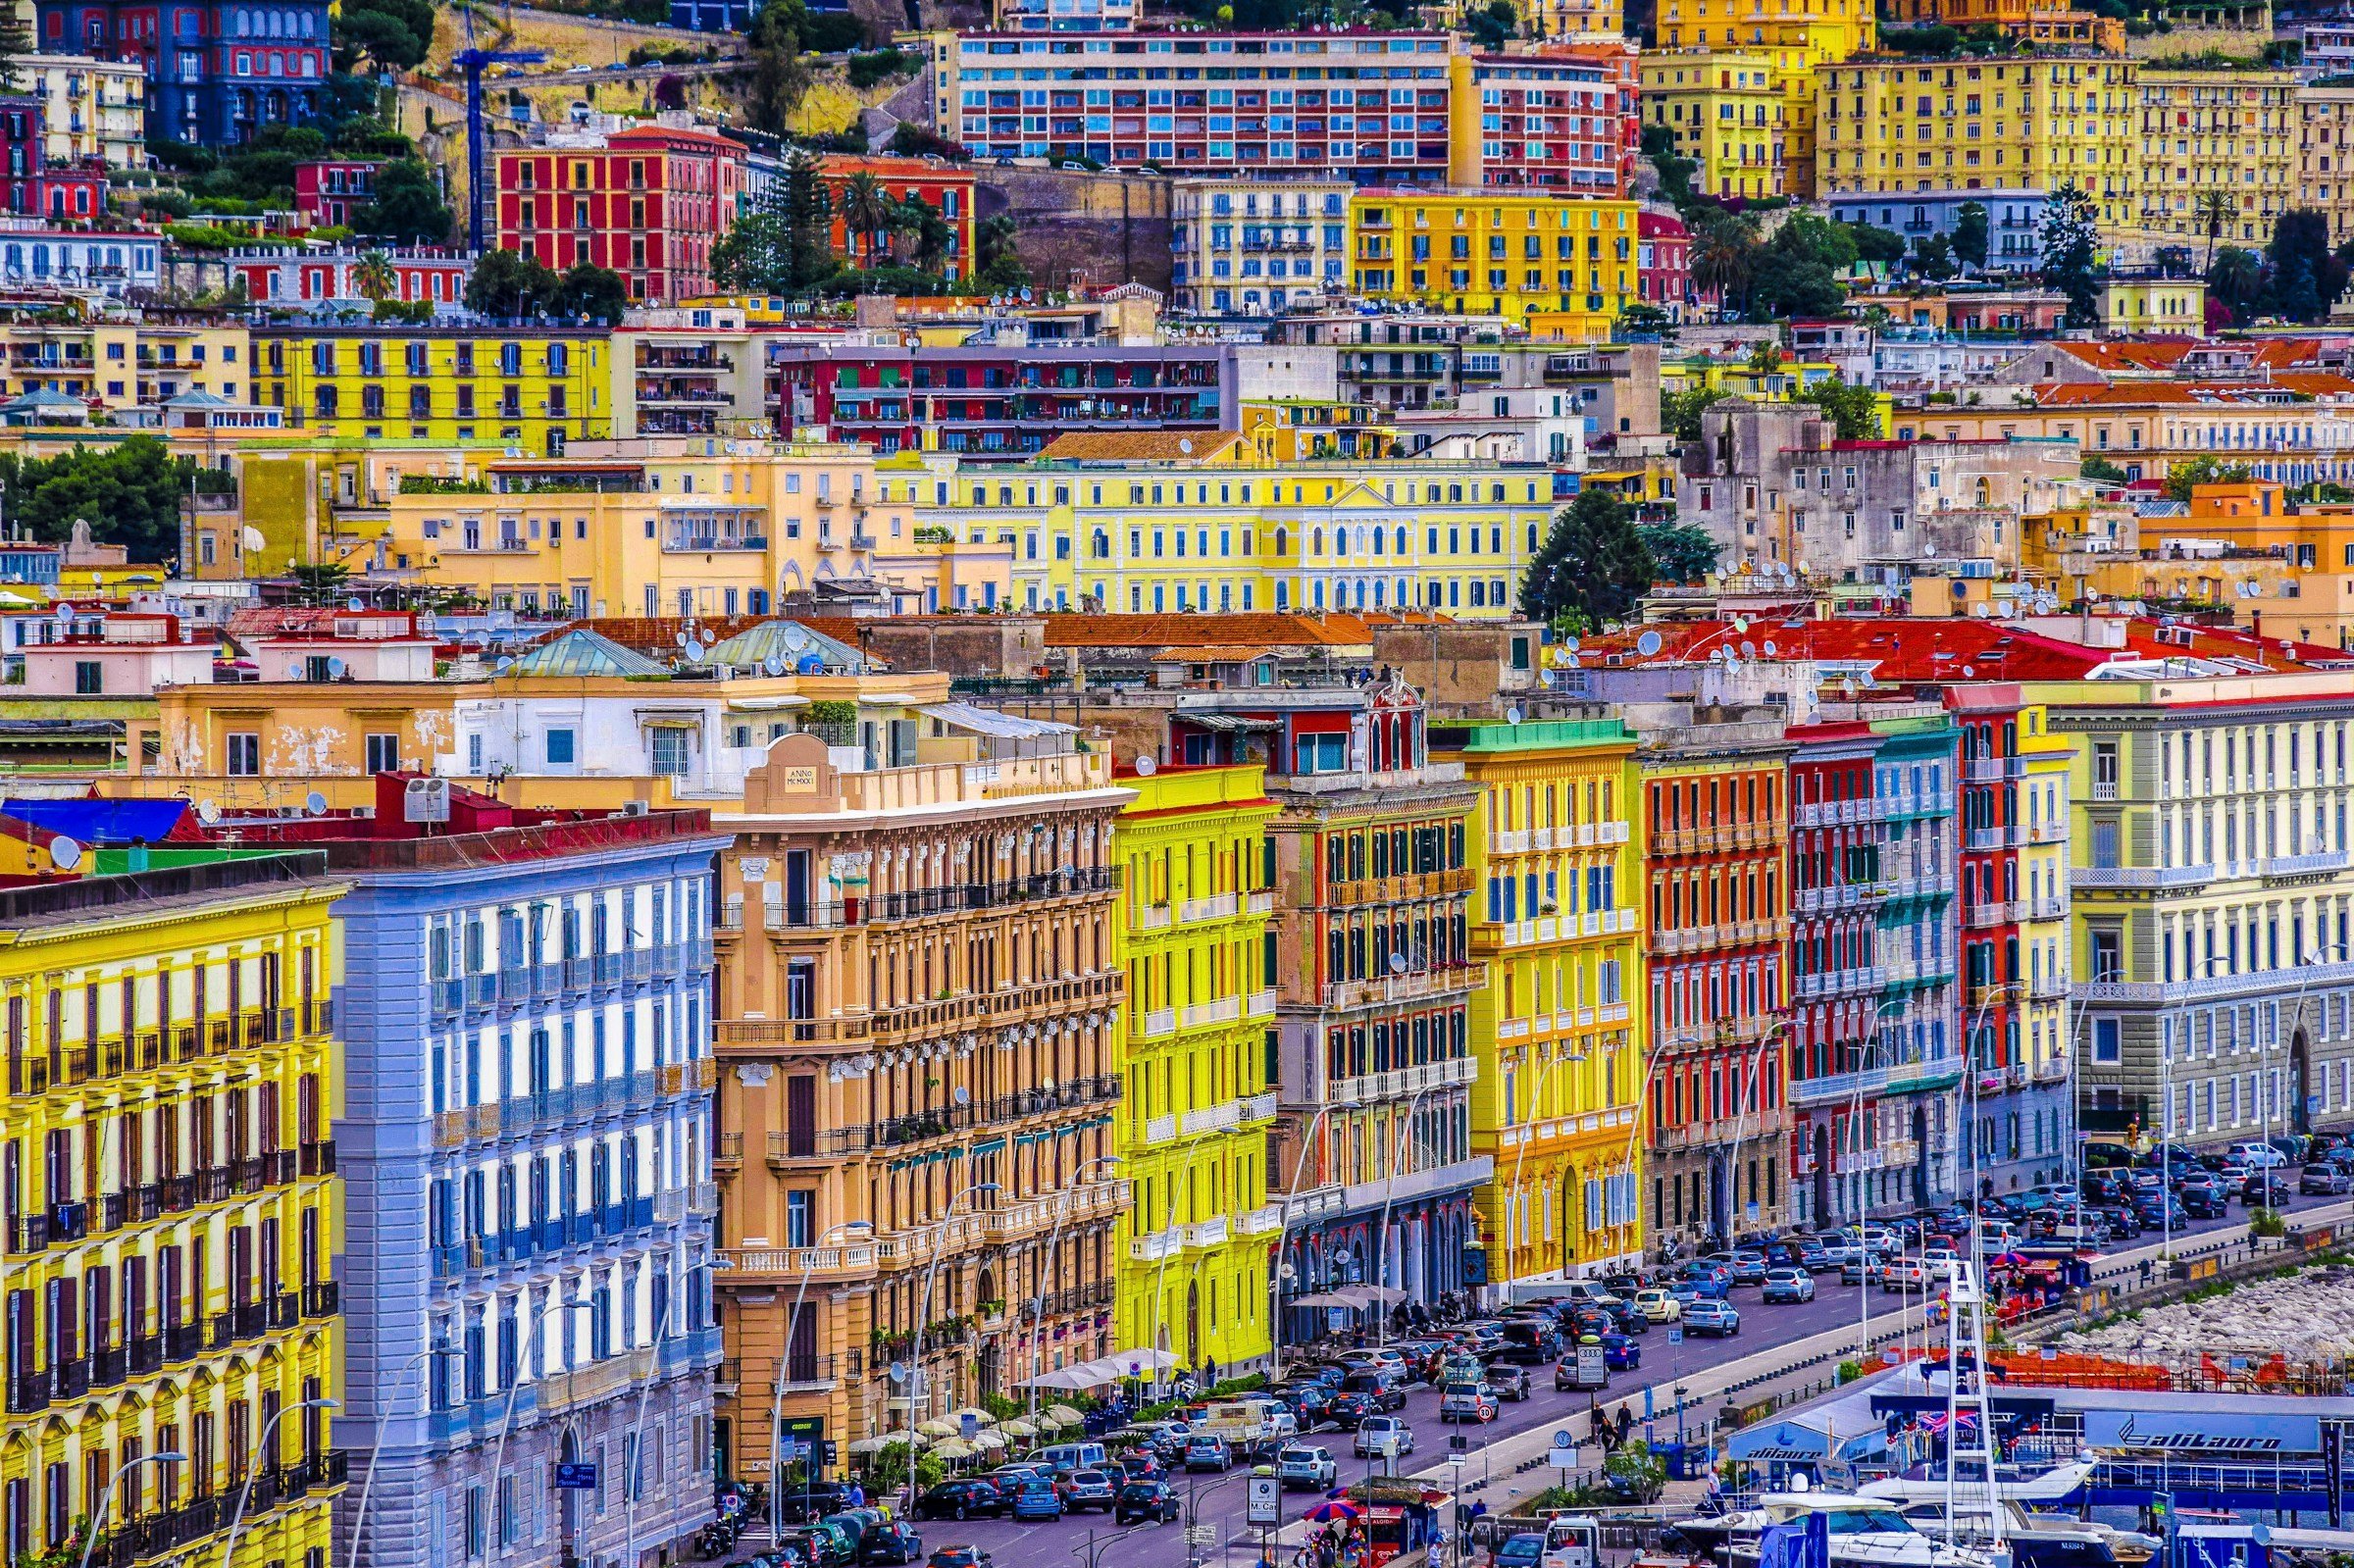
1575 1343 1607 1388
1449 1434 1468 1453
960 1413 980 1442
1549 1442 1580 1471
1553 1430 1574 1448
1248 1476 1281 1527
1186 1527 1218 1547
1667 1326 1684 1345
555 1463 597 1490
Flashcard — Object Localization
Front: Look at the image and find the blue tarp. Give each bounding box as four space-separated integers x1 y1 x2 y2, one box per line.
2 798 189 845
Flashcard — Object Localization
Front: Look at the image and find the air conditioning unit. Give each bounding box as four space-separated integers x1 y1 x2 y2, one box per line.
623 800 652 817
350 805 377 819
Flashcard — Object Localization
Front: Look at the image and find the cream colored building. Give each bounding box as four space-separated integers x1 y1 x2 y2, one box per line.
9 54 144 168
2297 80 2354 251
0 314 250 413
2136 66 2299 243
1170 178 1351 319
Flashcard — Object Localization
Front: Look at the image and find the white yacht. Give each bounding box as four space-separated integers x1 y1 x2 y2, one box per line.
1668 1490 1999 1568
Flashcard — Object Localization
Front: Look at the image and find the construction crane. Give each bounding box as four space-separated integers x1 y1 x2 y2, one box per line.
454 2 544 254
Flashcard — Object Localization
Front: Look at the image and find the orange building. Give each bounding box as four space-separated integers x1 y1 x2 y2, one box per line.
821 156 979 281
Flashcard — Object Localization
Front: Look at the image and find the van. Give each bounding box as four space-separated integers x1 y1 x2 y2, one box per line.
1040 1442 1108 1477
1496 1319 1561 1365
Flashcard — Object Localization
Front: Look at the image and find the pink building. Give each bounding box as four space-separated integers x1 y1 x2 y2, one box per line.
1639 209 1700 321
18 610 214 695
294 158 381 228
231 607 437 683
1469 52 1627 192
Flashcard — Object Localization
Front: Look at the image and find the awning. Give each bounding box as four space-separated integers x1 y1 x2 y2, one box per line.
917 701 1078 739
1285 1290 1365 1310
1180 713 1281 733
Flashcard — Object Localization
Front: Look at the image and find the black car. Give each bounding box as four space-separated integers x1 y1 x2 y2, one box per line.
2181 1188 2230 1220
1115 1481 1183 1525
1487 1363 1532 1401
860 1526 925 1566
915 1482 1002 1522
2244 1171 2293 1206
776 1485 857 1525
1323 1391 1377 1426
1279 1383 1337 1427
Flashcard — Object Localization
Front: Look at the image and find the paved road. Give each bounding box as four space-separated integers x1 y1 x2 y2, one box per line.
876 1191 2346 1568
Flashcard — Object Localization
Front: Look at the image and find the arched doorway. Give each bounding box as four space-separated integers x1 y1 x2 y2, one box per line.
1812 1125 1831 1224
2293 1030 2313 1134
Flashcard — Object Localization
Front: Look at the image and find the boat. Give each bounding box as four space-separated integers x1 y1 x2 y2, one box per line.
1859 1459 2097 1508
1666 1489 1998 1568
1877 1496 2147 1568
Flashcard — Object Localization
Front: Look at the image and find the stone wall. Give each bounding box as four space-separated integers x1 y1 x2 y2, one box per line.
973 168 1175 294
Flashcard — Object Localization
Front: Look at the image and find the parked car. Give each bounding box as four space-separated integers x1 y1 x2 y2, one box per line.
1761 1267 1816 1304
1488 1363 1533 1401
1059 1470 1118 1513
1438 1383 1500 1424
1880 1257 1929 1291
1114 1481 1182 1525
1601 1332 1643 1371
1276 1445 1338 1491
2304 1163 2354 1196
1683 1299 1742 1338
859 1526 925 1566
783 1531 856 1568
2181 1187 2230 1220
915 1482 1002 1522
1182 1436 1231 1474
2230 1141 2288 1169
2243 1170 2293 1207
1355 1416 1415 1458
1009 1483 1064 1522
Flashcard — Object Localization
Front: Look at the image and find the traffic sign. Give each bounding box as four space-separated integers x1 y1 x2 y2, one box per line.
1186 1526 1218 1547
1549 1442 1581 1471
1248 1476 1281 1526
1667 1326 1684 1345
1553 1429 1574 1448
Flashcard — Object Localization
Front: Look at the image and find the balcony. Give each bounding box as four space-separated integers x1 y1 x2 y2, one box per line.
2073 863 2214 890
1963 899 2024 929
1318 963 1478 1012
2264 849 2351 879
1327 1052 1477 1107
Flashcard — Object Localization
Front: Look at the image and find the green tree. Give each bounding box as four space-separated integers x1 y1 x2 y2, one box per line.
1690 212 1760 315
1748 213 1858 321
2039 181 2102 329
289 563 355 605
464 246 564 317
2080 454 2128 483
333 0 435 74
840 171 893 264
0 439 200 565
1848 223 1909 269
1640 124 1697 211
1796 375 1881 440
2264 208 2352 322
1950 202 1989 271
352 250 397 302
1911 230 1958 281
358 158 451 244
781 150 838 290
1662 385 1727 443
742 0 816 133
2162 454 2254 503
555 263 630 324
976 212 1029 292
1638 521 1718 583
2208 244 2266 322
1465 0 1516 45
0 4 31 86
1517 488 1655 632
2195 187 2239 273
711 206 794 293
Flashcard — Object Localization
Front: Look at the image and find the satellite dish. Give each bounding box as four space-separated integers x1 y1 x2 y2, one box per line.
1733 616 1752 633
1135 755 1157 777
1636 630 1664 657
345 597 365 611
795 652 826 675
1963 665 1976 678
196 799 222 826
952 1085 971 1105
494 655 514 673
675 632 690 647
1563 636 1581 653
1563 653 1580 669
1388 951 1408 975
1739 641 1757 659
1506 706 1524 726
685 639 707 660
48 835 80 873
326 656 346 678
304 791 329 817
762 655 785 678
241 526 266 551
1763 640 1779 657
1178 437 1194 455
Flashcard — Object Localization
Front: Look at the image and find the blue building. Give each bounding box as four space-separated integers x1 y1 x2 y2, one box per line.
1825 187 2050 274
222 779 729 1568
35 0 328 146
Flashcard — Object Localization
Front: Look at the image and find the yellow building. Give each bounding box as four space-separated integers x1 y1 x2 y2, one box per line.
249 324 613 455
1239 402 1400 463
1642 52 1792 201
1350 190 1639 339
0 855 345 1568
1815 57 2141 230
2136 66 2299 243
911 441 1561 619
1114 762 1284 1374
1442 718 1647 1285
0 314 250 414
2098 272 2207 329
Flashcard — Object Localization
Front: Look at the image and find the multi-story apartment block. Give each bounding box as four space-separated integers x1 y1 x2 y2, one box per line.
496 125 745 304
1952 686 2075 1201
1814 57 2140 231
204 782 729 1568
1170 179 1352 318
1349 189 1639 339
1465 52 1630 193
1825 188 2050 272
1444 718 1646 1288
2136 67 2299 244
250 324 611 453
709 733 1132 1478
36 0 327 146
0 855 346 1568
0 312 241 414
908 445 1557 618
2045 671 2354 1150
1636 706 1793 1249
1640 52 1791 201
992 0 1135 34
819 157 978 280
1114 762 1283 1375
2296 80 2354 250
13 55 144 168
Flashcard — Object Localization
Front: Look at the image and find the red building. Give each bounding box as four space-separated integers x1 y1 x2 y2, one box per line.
819 156 977 281
496 124 744 303
295 158 380 228
231 246 472 305
0 97 105 220
1532 38 1640 185
1468 53 1627 192
1639 209 1698 321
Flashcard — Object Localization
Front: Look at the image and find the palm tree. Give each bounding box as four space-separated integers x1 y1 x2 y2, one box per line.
2195 188 2239 273
840 173 892 265
1691 218 1759 318
352 249 397 304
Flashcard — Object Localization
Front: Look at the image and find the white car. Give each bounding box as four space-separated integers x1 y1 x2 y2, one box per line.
1920 1247 1961 1280
2229 1142 2287 1169
1354 1416 1415 1458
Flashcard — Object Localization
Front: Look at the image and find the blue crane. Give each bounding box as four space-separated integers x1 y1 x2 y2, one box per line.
453 3 544 253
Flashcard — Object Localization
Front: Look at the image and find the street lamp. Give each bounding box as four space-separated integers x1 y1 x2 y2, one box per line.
348 1342 463 1568
76 1450 186 1568
622 1254 731 1568
1501 1040 1588 1295
776 1224 873 1545
1719 1018 1793 1247
1372 1085 1437 1347
2164 953 2237 1259
902 1181 1001 1506
1032 1155 1119 1421
221 1398 337 1568
2276 940 2352 1153
1268 1096 1358 1380
485 1295 599 1540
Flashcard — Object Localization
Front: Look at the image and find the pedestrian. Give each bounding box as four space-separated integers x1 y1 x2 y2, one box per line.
1204 1355 1221 1390
1615 1405 1634 1446
847 1478 866 1509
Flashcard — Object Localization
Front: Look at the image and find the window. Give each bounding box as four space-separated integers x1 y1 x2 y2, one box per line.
2091 1016 2121 1064
365 733 399 774
648 729 689 777
227 733 260 776
546 729 576 766
72 660 100 694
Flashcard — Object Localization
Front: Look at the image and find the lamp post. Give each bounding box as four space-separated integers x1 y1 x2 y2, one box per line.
623 1254 731 1568
1501 1040 1588 1294
485 1295 599 1545
1848 996 1913 1367
221 1398 337 1568
2276 940 2351 1154
1032 1156 1119 1422
1372 1086 1437 1347
1718 1018 1793 1248
776 1224 873 1546
2164 954 2237 1259
902 1182 1000 1507
1267 1096 1358 1381
76 1450 186 1568
348 1342 462 1568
